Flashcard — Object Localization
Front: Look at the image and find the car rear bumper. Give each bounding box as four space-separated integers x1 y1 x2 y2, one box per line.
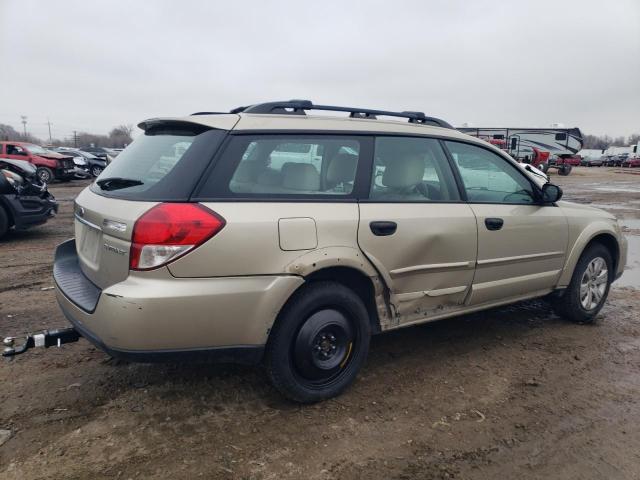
53 239 303 361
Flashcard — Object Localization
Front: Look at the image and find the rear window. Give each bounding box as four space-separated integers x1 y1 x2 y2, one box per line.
90 124 226 201
196 135 364 198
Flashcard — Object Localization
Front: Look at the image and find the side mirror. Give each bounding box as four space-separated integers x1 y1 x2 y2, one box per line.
542 183 563 203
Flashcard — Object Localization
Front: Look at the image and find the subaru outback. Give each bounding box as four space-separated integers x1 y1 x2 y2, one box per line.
4 100 627 402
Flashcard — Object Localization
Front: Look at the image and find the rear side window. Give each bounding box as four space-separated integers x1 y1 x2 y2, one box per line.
90 124 226 201
199 135 364 198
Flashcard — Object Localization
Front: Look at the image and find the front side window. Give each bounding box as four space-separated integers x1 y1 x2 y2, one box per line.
445 141 536 204
369 137 459 202
7 144 27 155
222 136 361 196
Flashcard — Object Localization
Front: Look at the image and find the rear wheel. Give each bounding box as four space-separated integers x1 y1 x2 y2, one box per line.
36 167 54 183
265 281 371 403
0 206 9 239
551 243 612 323
558 164 572 176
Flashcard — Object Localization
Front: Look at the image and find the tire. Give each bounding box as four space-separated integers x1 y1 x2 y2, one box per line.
539 162 549 173
90 165 103 177
36 167 54 183
551 243 613 324
0 206 9 239
558 164 572 176
265 281 371 403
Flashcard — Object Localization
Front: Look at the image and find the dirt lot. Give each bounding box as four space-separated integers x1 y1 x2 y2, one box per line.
1 167 639 479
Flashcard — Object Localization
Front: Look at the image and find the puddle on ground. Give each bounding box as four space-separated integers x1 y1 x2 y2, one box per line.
588 203 639 211
593 185 640 194
621 219 640 230
615 235 640 289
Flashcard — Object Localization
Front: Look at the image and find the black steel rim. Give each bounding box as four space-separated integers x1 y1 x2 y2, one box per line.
292 308 356 387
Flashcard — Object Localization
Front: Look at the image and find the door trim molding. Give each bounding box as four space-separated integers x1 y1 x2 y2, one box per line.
476 251 564 266
390 261 474 277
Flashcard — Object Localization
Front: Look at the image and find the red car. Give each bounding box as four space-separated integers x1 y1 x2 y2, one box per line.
622 157 640 168
0 141 76 183
555 154 582 167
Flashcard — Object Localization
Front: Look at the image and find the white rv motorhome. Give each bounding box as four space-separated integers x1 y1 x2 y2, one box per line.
577 149 605 160
458 127 584 162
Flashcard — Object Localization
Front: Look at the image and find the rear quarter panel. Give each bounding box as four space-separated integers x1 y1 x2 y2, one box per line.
167 202 364 278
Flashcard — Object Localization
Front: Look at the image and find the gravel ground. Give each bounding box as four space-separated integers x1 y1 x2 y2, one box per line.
1 167 639 479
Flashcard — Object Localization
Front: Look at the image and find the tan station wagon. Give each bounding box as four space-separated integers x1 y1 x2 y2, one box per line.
4 100 627 402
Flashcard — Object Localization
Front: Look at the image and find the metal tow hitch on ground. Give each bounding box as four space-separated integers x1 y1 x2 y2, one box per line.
2 328 80 358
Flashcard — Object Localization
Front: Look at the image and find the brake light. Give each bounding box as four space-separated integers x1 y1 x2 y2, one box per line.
130 203 225 270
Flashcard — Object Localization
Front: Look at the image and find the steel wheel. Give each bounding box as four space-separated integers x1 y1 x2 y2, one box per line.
292 308 355 387
580 256 608 310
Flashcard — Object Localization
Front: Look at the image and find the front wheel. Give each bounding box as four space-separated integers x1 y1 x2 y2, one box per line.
90 165 103 177
539 162 549 173
551 244 613 323
36 167 54 183
265 281 371 403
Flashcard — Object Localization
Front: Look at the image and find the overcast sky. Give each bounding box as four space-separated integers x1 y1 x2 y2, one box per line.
1 0 638 141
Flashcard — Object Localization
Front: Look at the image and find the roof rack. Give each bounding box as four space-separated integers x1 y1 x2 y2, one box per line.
227 100 453 129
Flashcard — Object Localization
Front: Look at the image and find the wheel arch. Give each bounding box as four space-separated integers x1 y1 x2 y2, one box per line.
281 247 393 334
558 228 622 287
303 266 385 334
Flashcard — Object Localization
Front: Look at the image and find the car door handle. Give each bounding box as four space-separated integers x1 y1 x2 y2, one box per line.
485 217 504 231
370 221 397 236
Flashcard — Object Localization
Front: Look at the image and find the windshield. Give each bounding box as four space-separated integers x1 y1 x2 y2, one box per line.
78 150 98 159
25 144 49 155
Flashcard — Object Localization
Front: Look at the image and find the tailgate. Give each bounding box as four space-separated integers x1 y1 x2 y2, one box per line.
73 187 156 289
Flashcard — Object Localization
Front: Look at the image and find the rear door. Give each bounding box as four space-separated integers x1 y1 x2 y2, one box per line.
357 136 478 324
444 140 568 305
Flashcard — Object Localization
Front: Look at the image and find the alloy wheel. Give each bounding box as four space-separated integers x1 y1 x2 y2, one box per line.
580 256 608 310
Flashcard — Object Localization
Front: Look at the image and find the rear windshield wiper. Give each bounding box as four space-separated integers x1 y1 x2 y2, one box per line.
96 177 144 191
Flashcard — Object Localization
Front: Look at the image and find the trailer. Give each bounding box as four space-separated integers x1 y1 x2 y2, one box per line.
459 127 583 175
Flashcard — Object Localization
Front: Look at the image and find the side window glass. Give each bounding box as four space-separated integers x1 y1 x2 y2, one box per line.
369 137 459 202
7 145 26 155
445 141 536 204
226 137 360 196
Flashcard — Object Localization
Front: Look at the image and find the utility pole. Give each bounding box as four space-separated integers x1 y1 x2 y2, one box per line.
47 118 53 143
20 116 28 137
73 130 78 148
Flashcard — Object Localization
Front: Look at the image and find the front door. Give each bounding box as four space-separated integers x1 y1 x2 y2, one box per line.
3 143 30 161
358 136 478 324
444 140 568 306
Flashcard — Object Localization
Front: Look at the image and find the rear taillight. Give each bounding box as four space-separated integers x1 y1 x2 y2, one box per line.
130 203 225 270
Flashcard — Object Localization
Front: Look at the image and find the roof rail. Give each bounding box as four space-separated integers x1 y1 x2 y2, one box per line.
230 100 453 129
